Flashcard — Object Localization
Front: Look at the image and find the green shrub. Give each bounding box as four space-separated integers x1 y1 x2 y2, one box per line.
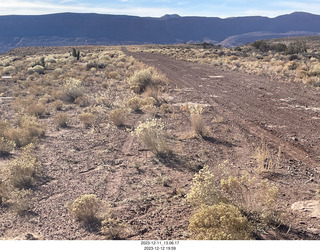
251 40 270 52
72 48 81 61
285 40 307 54
272 43 287 52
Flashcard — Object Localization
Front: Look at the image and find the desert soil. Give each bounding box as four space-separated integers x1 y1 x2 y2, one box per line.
124 48 320 239
1 46 320 240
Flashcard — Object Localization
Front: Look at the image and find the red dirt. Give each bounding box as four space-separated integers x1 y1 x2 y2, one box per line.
124 48 320 239
1 46 320 240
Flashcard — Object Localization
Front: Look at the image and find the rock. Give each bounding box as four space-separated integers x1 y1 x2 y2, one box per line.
291 200 320 218
25 233 37 240
307 228 320 235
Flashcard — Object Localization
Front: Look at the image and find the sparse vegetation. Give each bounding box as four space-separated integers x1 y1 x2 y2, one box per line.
109 108 127 127
140 38 320 87
129 67 167 93
54 113 71 128
71 48 81 61
187 166 222 206
7 144 41 189
0 42 318 240
254 141 281 173
189 104 209 137
0 137 15 156
78 112 95 128
189 203 253 240
68 194 102 224
60 78 84 103
135 119 171 158
4 116 45 148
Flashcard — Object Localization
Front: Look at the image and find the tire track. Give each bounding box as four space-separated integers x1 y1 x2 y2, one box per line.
124 49 320 172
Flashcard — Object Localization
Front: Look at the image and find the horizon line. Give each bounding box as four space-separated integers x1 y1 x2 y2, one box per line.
0 10 316 19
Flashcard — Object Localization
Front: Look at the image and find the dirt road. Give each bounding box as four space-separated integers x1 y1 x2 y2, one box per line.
126 49 320 173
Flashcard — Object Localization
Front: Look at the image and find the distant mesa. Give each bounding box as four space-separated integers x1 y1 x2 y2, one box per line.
160 14 181 20
0 12 320 53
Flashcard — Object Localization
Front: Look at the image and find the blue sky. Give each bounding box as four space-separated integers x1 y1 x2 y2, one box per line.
0 0 319 17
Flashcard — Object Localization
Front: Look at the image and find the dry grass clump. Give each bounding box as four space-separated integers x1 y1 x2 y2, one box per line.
0 137 15 156
68 194 103 224
127 96 157 113
26 102 46 117
100 217 125 240
220 175 278 216
78 112 95 128
109 108 127 127
186 161 280 239
308 63 320 76
189 104 209 137
135 119 171 158
27 65 45 74
159 103 173 115
0 180 7 205
0 120 12 136
13 97 46 117
254 141 281 173
187 166 224 206
189 203 253 240
75 95 91 107
60 78 84 103
187 166 253 240
143 85 161 103
54 113 71 128
2 66 15 75
8 189 33 214
18 115 46 138
129 67 167 94
6 144 41 189
4 128 32 148
52 100 64 110
4 116 45 148
68 194 124 238
127 96 144 112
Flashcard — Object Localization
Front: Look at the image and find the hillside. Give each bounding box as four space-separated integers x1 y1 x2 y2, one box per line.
1 12 320 52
